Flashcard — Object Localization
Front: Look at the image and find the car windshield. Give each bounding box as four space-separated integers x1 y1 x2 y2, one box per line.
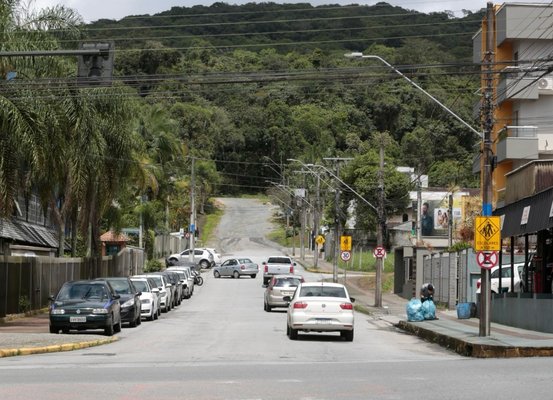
299 286 347 298
58 283 108 300
149 276 162 286
275 277 301 287
107 279 132 294
267 257 291 263
131 280 149 292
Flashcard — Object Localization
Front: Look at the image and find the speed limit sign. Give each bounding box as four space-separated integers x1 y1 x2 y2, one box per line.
340 251 351 261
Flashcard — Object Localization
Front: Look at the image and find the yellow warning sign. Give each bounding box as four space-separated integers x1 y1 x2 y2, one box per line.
474 216 501 251
315 235 325 245
340 235 352 251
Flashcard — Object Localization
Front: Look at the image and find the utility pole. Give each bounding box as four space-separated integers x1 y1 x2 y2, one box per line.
333 162 341 283
313 173 321 269
448 193 454 248
480 2 495 337
189 157 196 263
375 136 385 308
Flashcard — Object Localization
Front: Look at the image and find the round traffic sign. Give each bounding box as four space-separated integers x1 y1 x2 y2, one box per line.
476 251 498 269
340 251 351 261
184 232 191 239
373 246 386 259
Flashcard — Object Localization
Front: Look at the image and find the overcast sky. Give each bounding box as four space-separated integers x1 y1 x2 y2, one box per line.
30 0 550 22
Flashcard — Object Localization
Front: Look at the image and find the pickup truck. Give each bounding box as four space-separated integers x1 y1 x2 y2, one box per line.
262 256 296 286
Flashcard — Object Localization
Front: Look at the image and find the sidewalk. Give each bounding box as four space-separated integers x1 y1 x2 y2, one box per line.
292 250 553 358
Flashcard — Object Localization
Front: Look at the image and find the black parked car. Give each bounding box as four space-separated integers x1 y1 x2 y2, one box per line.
95 277 142 327
49 280 122 336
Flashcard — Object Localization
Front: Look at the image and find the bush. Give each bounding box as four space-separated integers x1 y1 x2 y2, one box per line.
145 259 163 272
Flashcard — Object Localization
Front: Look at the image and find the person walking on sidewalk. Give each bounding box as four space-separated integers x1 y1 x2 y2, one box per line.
420 283 434 303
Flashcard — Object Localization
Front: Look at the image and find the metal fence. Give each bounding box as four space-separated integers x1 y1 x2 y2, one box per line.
0 247 144 318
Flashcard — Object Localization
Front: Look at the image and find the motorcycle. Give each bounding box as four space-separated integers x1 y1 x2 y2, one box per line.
192 270 204 286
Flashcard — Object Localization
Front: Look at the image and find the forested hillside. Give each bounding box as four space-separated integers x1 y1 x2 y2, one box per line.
1 1 485 256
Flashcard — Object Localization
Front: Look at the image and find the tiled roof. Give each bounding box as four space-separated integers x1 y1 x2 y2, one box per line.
100 231 130 242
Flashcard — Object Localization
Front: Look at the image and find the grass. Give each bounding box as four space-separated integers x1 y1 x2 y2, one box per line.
200 206 224 244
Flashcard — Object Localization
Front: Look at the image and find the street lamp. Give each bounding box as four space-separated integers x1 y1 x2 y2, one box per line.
345 51 492 334
344 52 482 139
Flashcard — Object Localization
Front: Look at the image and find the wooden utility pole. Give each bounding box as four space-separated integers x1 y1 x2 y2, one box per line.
189 157 196 263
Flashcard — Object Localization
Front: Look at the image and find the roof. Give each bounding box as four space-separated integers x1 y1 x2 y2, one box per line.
0 217 67 249
100 231 130 243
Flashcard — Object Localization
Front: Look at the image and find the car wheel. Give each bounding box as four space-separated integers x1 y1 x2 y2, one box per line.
233 271 240 279
136 312 142 326
214 270 221 278
251 274 256 279
263 278 269 286
104 316 115 336
289 326 298 340
341 330 354 342
49 325 59 334
286 324 291 336
200 259 210 269
266 302 272 312
129 314 137 327
114 318 122 333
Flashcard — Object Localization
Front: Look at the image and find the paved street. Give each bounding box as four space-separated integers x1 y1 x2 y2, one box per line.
2 198 553 399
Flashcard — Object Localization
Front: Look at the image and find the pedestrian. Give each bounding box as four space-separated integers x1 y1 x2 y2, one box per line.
420 283 434 303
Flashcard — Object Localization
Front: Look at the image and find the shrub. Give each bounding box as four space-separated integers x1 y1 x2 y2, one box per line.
145 259 163 272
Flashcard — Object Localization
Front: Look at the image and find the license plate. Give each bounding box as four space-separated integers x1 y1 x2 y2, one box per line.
70 316 86 323
316 318 331 324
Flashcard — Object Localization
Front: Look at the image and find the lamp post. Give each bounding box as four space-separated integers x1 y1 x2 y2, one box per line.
345 51 491 334
344 52 482 139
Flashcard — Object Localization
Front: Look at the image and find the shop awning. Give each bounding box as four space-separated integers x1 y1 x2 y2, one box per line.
494 186 553 237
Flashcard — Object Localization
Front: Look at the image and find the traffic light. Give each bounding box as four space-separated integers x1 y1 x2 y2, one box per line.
77 42 114 86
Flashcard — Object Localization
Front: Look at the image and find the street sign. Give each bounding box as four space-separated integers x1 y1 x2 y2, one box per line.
476 251 498 269
474 216 501 251
315 235 325 245
340 251 351 261
373 246 386 259
340 235 352 251
184 232 191 239
189 223 195 233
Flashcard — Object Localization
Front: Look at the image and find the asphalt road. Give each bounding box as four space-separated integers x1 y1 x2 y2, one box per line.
2 198 553 399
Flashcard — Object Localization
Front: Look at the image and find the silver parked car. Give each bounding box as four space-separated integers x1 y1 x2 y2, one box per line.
213 257 259 279
264 274 304 311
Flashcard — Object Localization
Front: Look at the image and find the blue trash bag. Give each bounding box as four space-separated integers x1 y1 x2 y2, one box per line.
421 299 436 320
406 298 424 322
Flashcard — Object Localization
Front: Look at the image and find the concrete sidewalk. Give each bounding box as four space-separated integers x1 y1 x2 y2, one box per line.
293 250 553 358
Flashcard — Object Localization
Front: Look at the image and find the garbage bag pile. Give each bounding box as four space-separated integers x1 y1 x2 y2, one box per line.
406 298 436 321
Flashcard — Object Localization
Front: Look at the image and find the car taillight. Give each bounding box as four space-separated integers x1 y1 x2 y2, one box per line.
477 281 481 289
240 265 245 270
293 302 308 309
264 265 268 273
290 265 294 274
340 303 353 310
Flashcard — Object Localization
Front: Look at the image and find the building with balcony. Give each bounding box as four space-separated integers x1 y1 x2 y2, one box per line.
473 3 553 208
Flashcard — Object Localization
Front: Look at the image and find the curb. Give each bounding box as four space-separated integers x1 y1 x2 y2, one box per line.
397 320 553 358
0 336 118 358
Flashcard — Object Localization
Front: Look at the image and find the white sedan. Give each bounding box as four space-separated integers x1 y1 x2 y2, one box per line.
285 282 355 341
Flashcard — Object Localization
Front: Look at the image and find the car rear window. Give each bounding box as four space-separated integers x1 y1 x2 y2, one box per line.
238 258 253 264
275 277 302 287
299 286 347 298
267 257 291 264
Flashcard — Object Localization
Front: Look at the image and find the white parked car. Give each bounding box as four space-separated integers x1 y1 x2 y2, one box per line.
476 263 524 294
285 282 355 341
167 248 214 269
139 274 173 312
130 277 160 321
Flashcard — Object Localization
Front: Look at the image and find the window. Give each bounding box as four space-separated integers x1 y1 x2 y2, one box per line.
299 286 347 298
